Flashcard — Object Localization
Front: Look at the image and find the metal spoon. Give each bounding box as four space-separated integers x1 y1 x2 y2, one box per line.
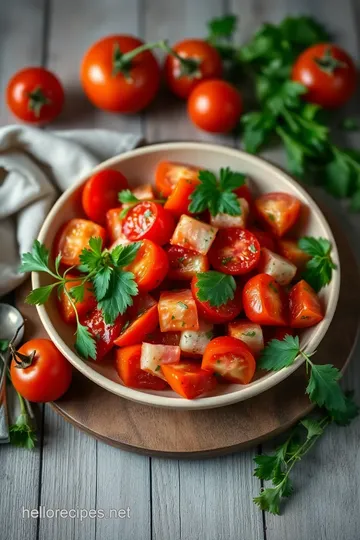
0 304 25 443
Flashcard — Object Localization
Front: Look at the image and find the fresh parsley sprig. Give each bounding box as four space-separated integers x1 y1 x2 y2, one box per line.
20 238 140 359
253 396 358 515
196 271 236 307
298 237 337 292
9 391 37 450
118 189 165 219
189 167 245 216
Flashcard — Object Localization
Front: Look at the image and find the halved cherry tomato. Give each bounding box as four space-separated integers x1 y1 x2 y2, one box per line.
170 215 218 255
158 289 199 332
254 193 301 237
277 239 311 272
155 161 200 198
122 201 174 245
125 239 169 292
164 176 200 217
54 219 107 266
144 329 181 346
202 336 256 384
58 274 96 324
106 208 130 245
242 273 288 326
114 295 158 347
81 308 123 361
191 276 243 323
227 320 264 357
289 280 324 328
82 169 128 225
248 227 276 251
165 245 209 280
234 183 252 205
164 39 222 99
209 228 260 275
115 345 168 390
292 44 357 109
161 361 217 399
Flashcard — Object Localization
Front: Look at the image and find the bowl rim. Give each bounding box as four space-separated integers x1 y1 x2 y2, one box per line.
33 141 341 410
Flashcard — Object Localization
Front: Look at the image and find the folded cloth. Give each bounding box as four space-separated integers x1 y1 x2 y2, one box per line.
0 125 141 296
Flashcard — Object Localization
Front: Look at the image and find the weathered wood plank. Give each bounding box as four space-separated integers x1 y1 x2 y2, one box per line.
0 2 44 540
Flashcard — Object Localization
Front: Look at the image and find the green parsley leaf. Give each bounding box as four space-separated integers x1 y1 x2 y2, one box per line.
119 189 139 204
300 418 324 439
253 484 285 515
75 323 97 360
195 271 236 307
189 168 245 216
299 237 336 291
279 16 330 47
253 454 280 481
93 267 111 301
79 237 104 272
240 111 276 153
258 335 300 371
306 363 347 412
207 14 237 39
26 283 56 305
98 269 138 324
9 413 37 450
330 392 359 426
110 242 141 267
19 240 51 274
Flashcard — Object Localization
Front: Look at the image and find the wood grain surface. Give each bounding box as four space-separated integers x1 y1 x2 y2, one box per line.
1 1 360 539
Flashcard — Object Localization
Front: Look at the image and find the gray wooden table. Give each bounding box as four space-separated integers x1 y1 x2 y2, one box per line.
1 1 360 539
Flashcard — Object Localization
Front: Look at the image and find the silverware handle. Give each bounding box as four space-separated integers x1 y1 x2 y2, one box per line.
0 352 10 443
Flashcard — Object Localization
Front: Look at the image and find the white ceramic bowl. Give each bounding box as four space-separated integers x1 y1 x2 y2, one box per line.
33 142 340 410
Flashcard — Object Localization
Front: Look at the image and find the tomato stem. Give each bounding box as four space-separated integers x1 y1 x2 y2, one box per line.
314 47 346 75
112 39 200 80
28 86 51 118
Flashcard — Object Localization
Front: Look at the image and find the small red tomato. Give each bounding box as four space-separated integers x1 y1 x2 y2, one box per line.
58 274 96 324
188 79 242 133
164 176 200 217
208 228 261 275
81 35 160 113
254 192 301 237
289 280 324 328
122 201 175 246
115 345 168 390
125 239 169 292
165 245 209 280
54 219 107 267
10 339 72 402
6 67 64 124
114 295 159 347
161 362 217 399
242 273 288 326
155 161 200 198
82 169 128 225
191 276 243 324
81 308 123 361
164 39 222 99
292 44 357 109
202 336 256 384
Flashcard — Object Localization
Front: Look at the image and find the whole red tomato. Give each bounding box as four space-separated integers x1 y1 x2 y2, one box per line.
10 339 72 402
6 67 64 124
292 43 357 108
187 79 242 133
164 39 222 99
81 35 160 113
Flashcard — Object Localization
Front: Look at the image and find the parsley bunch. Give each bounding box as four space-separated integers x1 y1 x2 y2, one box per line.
255 334 358 513
189 167 245 216
206 15 360 209
20 238 140 359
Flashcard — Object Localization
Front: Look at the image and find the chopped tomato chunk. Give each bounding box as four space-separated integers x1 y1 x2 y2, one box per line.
242 273 288 326
248 227 276 251
144 329 181 346
115 345 168 390
161 362 217 399
164 176 200 217
165 245 209 280
170 215 218 255
106 208 130 245
140 342 181 379
289 280 323 328
158 289 199 332
255 192 301 237
202 336 256 384
114 295 158 347
277 239 311 272
81 308 123 361
155 161 200 197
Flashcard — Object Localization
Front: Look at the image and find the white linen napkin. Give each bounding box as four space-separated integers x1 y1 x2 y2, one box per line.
0 125 142 296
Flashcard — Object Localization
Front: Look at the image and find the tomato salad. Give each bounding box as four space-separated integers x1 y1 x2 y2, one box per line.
52 162 327 400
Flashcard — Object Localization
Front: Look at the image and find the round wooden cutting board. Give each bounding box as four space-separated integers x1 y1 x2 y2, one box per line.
16 213 360 458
